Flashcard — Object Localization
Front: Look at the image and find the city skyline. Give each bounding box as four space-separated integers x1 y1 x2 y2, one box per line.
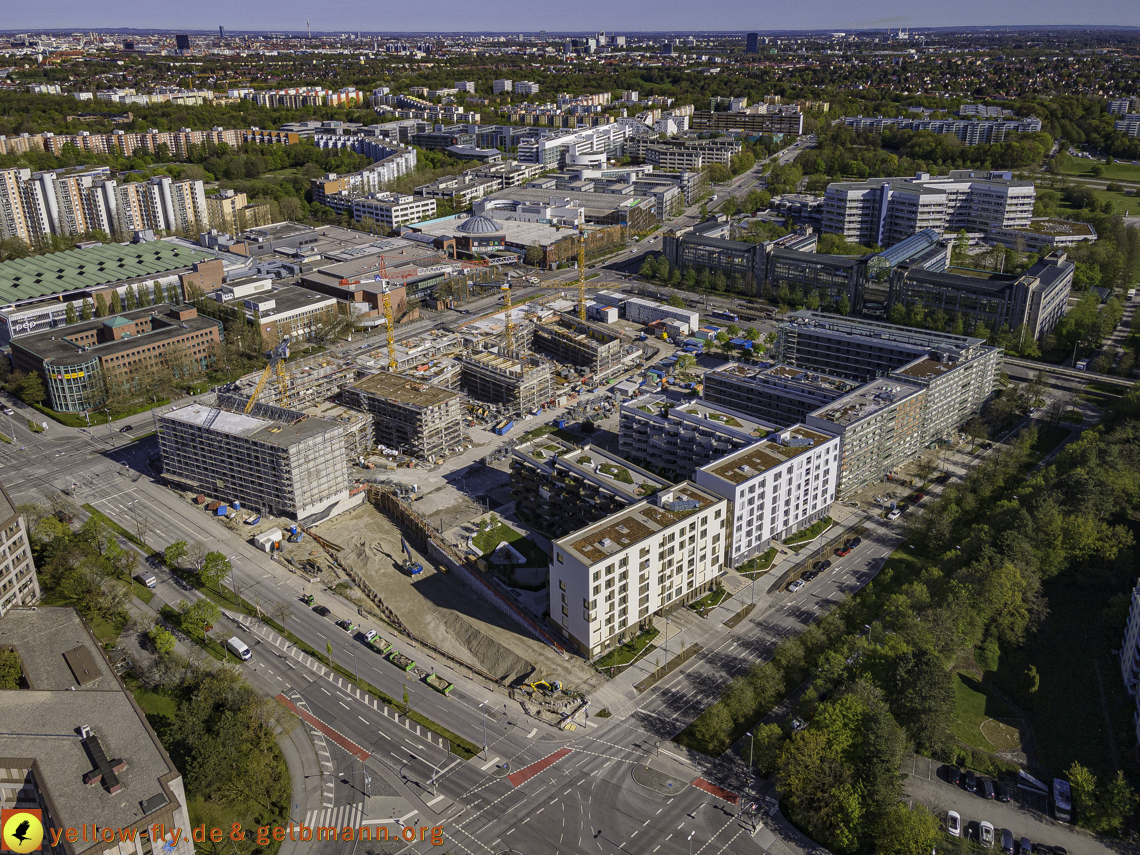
6 0 1140 33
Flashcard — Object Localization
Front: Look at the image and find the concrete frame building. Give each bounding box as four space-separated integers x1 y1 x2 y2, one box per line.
891 349 1002 445
842 115 1043 144
693 425 839 565
459 351 553 413
157 394 352 522
208 277 340 349
517 124 629 167
204 189 271 233
690 106 804 136
550 482 728 658
618 394 780 481
702 363 858 427
0 481 38 617
532 315 624 378
342 372 464 460
804 380 925 495
510 436 671 536
822 170 1035 248
0 607 195 855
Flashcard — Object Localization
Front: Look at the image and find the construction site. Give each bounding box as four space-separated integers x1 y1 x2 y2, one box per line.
531 314 625 378
459 351 554 412
341 371 466 462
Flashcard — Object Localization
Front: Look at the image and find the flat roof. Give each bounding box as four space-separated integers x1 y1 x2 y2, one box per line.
0 608 114 691
556 482 722 565
513 436 669 501
1011 219 1096 237
0 242 210 305
160 395 341 447
246 284 338 317
11 305 221 366
708 362 857 395
348 371 459 408
702 426 835 485
892 356 957 381
809 380 924 427
484 186 655 212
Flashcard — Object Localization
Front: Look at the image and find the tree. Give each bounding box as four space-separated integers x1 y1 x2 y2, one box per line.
148 624 176 656
884 647 955 753
199 551 231 592
110 291 123 314
524 244 543 267
325 640 334 667
190 540 207 570
748 722 785 776
80 298 93 321
667 294 686 308
402 685 410 713
164 540 188 569
0 648 22 689
271 600 292 627
777 729 863 852
178 598 220 638
19 373 46 406
65 303 79 325
94 293 108 318
876 803 942 855
674 353 697 372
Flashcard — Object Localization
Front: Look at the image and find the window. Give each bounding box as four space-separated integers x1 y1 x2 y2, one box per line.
559 580 565 591
557 552 564 564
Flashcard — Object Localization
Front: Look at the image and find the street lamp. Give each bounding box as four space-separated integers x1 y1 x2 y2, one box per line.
337 764 371 798
688 831 694 855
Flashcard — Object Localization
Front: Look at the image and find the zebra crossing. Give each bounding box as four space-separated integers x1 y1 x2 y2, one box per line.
289 692 336 808
302 802 366 830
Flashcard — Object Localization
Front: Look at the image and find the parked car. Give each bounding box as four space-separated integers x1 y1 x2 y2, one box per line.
980 822 995 849
836 546 852 557
119 424 133 433
335 619 356 633
946 766 962 786
1001 829 1015 855
313 605 331 617
887 509 902 520
947 811 961 837
788 579 806 593
818 559 832 571
849 537 862 548
966 770 977 792
996 781 1012 802
1019 836 1033 855
982 777 996 799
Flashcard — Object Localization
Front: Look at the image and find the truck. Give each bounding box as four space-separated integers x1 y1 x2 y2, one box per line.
388 651 416 672
1075 358 1089 370
425 673 453 695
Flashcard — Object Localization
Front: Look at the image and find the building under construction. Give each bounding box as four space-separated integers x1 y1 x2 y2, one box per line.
156 393 353 522
532 314 623 378
342 371 464 461
231 351 363 408
459 351 553 413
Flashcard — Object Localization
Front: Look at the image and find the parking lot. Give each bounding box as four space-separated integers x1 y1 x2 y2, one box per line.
905 756 1116 855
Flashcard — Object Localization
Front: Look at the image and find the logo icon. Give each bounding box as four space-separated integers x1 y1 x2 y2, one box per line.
1 810 43 853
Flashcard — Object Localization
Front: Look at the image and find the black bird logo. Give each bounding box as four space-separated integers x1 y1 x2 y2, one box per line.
10 820 31 845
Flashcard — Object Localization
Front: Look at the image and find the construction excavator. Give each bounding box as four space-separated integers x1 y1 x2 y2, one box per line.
244 337 291 413
526 679 563 694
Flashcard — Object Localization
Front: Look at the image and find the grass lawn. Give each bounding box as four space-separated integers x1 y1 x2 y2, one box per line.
1078 389 1120 408
473 522 549 566
992 571 1137 780
1061 410 1084 424
737 547 779 576
1060 160 1140 183
783 517 834 547
1057 188 1139 217
1028 424 1071 461
595 627 660 671
951 672 1020 752
1086 380 1129 395
688 587 729 614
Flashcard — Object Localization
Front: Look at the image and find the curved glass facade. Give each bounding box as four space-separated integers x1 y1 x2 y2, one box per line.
45 356 105 413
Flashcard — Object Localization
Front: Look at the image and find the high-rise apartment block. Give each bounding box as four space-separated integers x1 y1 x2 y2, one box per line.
204 189 271 233
157 393 351 521
515 81 540 95
745 33 760 53
0 167 208 243
493 79 513 94
693 425 839 566
0 481 38 617
822 170 1035 248
550 483 728 658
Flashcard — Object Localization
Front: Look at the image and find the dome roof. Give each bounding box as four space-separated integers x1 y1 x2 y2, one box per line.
455 214 503 234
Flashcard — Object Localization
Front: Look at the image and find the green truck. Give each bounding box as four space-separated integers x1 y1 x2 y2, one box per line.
388 651 415 672
425 673 453 696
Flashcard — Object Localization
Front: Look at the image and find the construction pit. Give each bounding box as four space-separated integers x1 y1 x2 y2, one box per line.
314 501 598 691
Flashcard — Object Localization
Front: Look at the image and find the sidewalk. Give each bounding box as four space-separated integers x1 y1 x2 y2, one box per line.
276 727 322 855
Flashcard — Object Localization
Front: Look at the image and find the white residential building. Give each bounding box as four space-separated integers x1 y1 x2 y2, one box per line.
621 296 699 332
515 81 541 95
822 170 1036 248
693 426 839 566
351 193 437 228
493 79 513 94
454 81 477 93
550 482 729 658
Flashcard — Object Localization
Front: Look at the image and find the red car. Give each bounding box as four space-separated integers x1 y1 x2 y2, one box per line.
836 546 852 557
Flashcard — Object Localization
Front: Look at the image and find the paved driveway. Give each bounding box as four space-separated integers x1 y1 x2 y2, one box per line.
905 756 1122 855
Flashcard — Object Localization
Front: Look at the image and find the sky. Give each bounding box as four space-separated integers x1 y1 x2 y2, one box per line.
8 0 1140 33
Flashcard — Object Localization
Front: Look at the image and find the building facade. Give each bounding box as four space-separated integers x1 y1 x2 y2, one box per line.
550 483 728 658
0 482 38 617
693 425 839 565
342 372 464 460
822 171 1035 248
702 363 857 427
157 394 350 521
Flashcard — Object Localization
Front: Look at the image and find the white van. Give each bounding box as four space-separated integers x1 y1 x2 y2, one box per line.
135 572 157 589
225 637 252 661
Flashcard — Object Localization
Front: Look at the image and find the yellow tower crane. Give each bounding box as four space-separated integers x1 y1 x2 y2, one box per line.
244 338 290 413
382 288 397 372
501 283 513 355
576 222 587 321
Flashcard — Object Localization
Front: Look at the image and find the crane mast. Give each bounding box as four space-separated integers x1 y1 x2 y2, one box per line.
576 223 587 321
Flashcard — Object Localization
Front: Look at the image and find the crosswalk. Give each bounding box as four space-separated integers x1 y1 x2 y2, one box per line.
302 803 366 829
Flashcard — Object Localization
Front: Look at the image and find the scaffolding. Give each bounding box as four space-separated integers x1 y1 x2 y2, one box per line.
341 372 464 461
459 351 554 412
532 314 623 377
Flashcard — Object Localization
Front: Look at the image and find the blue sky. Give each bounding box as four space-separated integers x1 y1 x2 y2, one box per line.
9 0 1140 32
